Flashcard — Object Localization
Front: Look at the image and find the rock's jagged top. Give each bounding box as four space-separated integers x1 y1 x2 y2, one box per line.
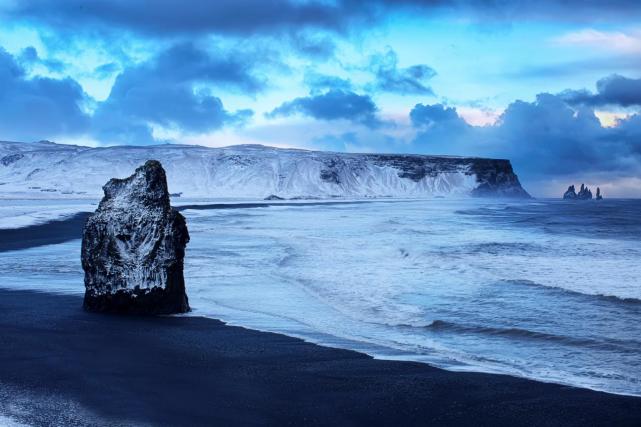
563 183 600 200
100 160 170 211
81 160 190 314
563 185 577 199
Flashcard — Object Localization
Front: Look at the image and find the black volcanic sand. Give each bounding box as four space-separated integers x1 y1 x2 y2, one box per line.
0 212 90 252
1 289 640 426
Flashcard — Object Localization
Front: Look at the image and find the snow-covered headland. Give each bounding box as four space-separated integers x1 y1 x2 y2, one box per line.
0 140 529 200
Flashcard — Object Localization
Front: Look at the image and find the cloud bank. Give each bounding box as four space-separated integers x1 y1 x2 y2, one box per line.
563 74 641 107
0 45 254 144
267 90 381 128
407 93 641 189
0 48 89 141
6 0 641 40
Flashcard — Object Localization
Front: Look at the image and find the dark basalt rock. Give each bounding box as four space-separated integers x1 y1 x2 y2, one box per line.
320 169 340 184
577 183 593 200
563 185 577 199
563 183 594 200
468 158 530 198
596 187 603 200
81 160 190 314
365 154 530 197
1 153 24 166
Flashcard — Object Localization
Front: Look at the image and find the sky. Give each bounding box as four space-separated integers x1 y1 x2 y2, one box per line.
1 1 641 197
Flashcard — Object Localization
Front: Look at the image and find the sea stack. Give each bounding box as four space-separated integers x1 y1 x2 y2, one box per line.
563 185 577 200
577 184 593 200
563 183 594 200
81 160 190 314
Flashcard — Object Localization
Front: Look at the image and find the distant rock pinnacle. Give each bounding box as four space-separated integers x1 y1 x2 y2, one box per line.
81 160 190 314
563 183 596 200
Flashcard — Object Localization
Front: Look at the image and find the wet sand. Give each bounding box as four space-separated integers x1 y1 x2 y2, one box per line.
0 289 639 426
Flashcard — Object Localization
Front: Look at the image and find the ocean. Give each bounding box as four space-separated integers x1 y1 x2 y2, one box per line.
2 198 640 396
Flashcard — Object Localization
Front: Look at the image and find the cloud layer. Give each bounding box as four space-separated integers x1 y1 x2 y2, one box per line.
408 94 641 186
367 49 436 95
7 0 641 39
0 45 254 144
0 48 89 141
267 90 381 128
93 43 256 144
563 74 641 107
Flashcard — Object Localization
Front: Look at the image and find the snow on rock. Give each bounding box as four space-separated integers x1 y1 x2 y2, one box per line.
0 141 530 199
81 160 190 314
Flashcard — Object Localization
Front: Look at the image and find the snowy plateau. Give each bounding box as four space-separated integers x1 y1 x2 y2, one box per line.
0 140 529 199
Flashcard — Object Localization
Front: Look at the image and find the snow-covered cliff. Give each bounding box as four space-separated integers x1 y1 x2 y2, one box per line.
0 140 529 199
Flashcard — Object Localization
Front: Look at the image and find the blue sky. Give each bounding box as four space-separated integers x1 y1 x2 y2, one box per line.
1 1 641 196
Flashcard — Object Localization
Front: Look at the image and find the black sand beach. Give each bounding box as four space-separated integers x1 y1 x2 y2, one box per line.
1 289 640 426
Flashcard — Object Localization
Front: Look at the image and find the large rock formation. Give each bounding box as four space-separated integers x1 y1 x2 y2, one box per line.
563 183 594 200
577 184 593 200
81 160 190 314
563 185 577 199
0 141 530 199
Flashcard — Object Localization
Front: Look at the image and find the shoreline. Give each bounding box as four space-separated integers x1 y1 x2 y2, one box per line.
2 202 641 401
0 199 379 252
1 289 640 426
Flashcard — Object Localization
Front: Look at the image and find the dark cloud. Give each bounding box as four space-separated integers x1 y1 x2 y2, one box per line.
562 74 641 107
302 49 436 97
409 103 472 152
5 0 364 37
367 49 436 96
410 92 641 182
0 43 257 145
410 104 467 128
304 72 353 94
132 42 265 93
0 48 89 141
93 42 255 144
267 89 381 128
371 0 641 22
6 0 641 41
492 94 611 175
290 33 337 59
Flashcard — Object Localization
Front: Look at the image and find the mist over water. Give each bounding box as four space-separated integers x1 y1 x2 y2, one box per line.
1 198 640 395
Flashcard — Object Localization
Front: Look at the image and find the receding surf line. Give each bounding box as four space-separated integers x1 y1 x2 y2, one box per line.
391 320 641 353
503 279 641 306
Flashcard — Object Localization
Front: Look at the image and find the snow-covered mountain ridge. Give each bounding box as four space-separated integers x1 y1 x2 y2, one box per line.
0 140 529 199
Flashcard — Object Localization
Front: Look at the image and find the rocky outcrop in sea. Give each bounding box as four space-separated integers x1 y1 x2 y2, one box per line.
563 183 599 200
81 160 190 314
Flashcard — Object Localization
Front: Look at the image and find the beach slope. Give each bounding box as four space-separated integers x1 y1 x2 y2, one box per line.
0 289 639 426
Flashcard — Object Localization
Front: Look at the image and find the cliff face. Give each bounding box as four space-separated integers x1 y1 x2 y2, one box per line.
81 160 190 314
0 141 530 199
469 158 530 198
